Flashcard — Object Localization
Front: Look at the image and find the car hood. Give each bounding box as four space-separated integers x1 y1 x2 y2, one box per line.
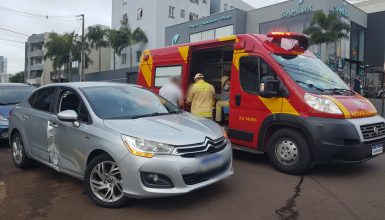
328 94 377 119
103 112 224 146
0 105 14 118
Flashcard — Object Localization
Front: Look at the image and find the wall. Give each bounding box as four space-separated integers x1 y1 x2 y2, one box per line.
85 67 138 84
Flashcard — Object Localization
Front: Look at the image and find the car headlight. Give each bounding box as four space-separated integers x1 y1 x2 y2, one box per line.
121 135 174 158
304 93 342 115
0 114 7 121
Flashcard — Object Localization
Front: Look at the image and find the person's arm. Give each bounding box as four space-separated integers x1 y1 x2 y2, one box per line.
177 88 184 108
186 85 194 104
211 85 216 107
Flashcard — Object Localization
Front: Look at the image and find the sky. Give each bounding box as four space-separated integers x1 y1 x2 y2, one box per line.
0 0 360 74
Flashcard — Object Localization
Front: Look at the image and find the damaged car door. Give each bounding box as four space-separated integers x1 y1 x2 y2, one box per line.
48 88 90 175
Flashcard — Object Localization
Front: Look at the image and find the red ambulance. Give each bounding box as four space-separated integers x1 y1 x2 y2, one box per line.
137 32 385 174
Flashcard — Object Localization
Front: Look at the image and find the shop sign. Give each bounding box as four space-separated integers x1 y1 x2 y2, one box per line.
281 0 313 18
188 15 233 29
334 3 350 18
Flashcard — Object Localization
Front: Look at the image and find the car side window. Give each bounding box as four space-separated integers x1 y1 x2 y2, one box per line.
239 56 278 95
32 87 56 112
58 90 90 123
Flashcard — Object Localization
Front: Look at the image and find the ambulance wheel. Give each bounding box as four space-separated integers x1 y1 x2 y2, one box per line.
267 129 312 175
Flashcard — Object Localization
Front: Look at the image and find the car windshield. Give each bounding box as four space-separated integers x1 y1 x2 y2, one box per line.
0 86 35 105
82 86 181 120
272 54 352 94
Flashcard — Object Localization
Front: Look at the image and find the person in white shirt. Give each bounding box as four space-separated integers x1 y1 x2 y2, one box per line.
159 77 184 107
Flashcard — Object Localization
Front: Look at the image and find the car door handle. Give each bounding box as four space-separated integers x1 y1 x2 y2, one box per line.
235 94 241 106
49 122 59 128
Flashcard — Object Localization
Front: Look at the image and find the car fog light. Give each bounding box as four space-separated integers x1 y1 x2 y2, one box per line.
1 132 8 138
141 172 174 189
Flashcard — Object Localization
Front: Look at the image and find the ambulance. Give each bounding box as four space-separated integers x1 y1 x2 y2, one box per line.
137 32 385 174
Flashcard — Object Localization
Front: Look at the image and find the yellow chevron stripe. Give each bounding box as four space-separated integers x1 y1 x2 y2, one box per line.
178 46 190 63
282 98 300 115
233 52 248 71
218 35 236 42
259 97 282 113
140 64 152 87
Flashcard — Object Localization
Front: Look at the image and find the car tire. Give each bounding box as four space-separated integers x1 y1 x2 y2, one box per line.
84 153 131 208
267 129 312 175
11 132 34 169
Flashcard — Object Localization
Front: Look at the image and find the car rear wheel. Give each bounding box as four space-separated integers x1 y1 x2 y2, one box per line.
267 129 312 175
84 153 130 208
11 132 33 169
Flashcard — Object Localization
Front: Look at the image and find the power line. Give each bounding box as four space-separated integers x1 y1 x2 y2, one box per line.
0 27 29 36
0 6 79 21
0 38 25 44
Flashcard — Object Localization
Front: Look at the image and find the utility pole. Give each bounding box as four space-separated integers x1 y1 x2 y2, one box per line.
77 14 85 81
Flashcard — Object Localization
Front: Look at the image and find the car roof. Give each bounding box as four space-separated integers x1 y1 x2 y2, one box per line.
40 82 139 89
0 83 34 87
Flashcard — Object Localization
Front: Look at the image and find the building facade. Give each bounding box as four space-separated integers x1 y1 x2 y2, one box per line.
0 56 7 83
111 0 254 70
166 0 369 88
25 28 111 87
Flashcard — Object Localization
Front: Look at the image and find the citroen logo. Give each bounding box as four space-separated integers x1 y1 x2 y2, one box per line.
374 127 379 135
298 0 305 5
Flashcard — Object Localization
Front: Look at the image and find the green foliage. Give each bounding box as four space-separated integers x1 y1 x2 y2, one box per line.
304 11 350 45
86 25 109 72
10 71 24 83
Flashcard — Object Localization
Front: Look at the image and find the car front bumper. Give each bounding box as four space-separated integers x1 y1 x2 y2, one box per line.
0 122 9 139
304 116 385 165
118 142 233 199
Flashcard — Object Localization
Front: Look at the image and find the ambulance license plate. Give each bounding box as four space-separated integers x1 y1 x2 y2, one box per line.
372 144 383 156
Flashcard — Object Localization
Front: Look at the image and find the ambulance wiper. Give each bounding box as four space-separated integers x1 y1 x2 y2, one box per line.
131 112 171 119
324 88 355 95
295 80 325 92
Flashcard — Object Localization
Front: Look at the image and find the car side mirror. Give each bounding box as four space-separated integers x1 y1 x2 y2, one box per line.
260 76 279 98
57 110 78 122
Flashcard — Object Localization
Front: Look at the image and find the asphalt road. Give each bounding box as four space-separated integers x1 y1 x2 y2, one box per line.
0 140 385 220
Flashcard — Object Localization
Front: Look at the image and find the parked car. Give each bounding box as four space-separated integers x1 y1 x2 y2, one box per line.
0 83 35 139
9 82 233 208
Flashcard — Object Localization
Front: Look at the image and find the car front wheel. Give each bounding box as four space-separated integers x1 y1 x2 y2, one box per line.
267 129 312 175
84 153 130 208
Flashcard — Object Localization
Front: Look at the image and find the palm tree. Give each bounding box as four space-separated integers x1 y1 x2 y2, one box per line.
86 25 108 72
120 20 148 68
45 32 92 82
304 11 350 59
106 29 127 70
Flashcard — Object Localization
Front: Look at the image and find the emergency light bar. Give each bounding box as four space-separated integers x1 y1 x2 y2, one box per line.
267 32 310 52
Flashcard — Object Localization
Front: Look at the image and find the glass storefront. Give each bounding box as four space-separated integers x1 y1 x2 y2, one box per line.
189 25 234 43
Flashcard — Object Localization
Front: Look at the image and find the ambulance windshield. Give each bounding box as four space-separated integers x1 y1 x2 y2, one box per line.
272 54 352 94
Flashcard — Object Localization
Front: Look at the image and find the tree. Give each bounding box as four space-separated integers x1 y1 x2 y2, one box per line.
10 71 24 83
45 32 92 82
304 11 350 58
120 20 148 68
106 29 128 70
86 25 108 72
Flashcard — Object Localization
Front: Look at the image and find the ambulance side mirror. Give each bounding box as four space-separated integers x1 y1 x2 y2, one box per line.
260 76 279 98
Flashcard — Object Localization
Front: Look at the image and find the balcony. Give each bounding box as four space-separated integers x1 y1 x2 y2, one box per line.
29 50 44 58
29 63 43 71
26 77 42 86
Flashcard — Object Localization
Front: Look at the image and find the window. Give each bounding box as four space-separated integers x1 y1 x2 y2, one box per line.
189 25 233 43
123 14 128 22
136 51 142 63
230 6 234 9
190 0 199 5
32 87 56 112
181 9 186 18
215 25 234 38
239 57 277 95
155 66 182 87
58 90 89 123
224 3 228 11
137 8 143 20
0 86 34 105
189 12 198 21
169 6 175 18
123 0 128 5
203 0 207 4
121 53 127 64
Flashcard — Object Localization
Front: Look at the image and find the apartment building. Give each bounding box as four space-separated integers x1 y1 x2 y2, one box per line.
111 0 254 70
25 27 111 86
0 56 7 83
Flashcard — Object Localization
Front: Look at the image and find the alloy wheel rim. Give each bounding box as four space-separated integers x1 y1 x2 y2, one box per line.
275 139 299 166
12 136 23 164
90 161 124 203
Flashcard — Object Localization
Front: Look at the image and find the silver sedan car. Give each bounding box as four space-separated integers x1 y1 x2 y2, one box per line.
9 82 233 208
